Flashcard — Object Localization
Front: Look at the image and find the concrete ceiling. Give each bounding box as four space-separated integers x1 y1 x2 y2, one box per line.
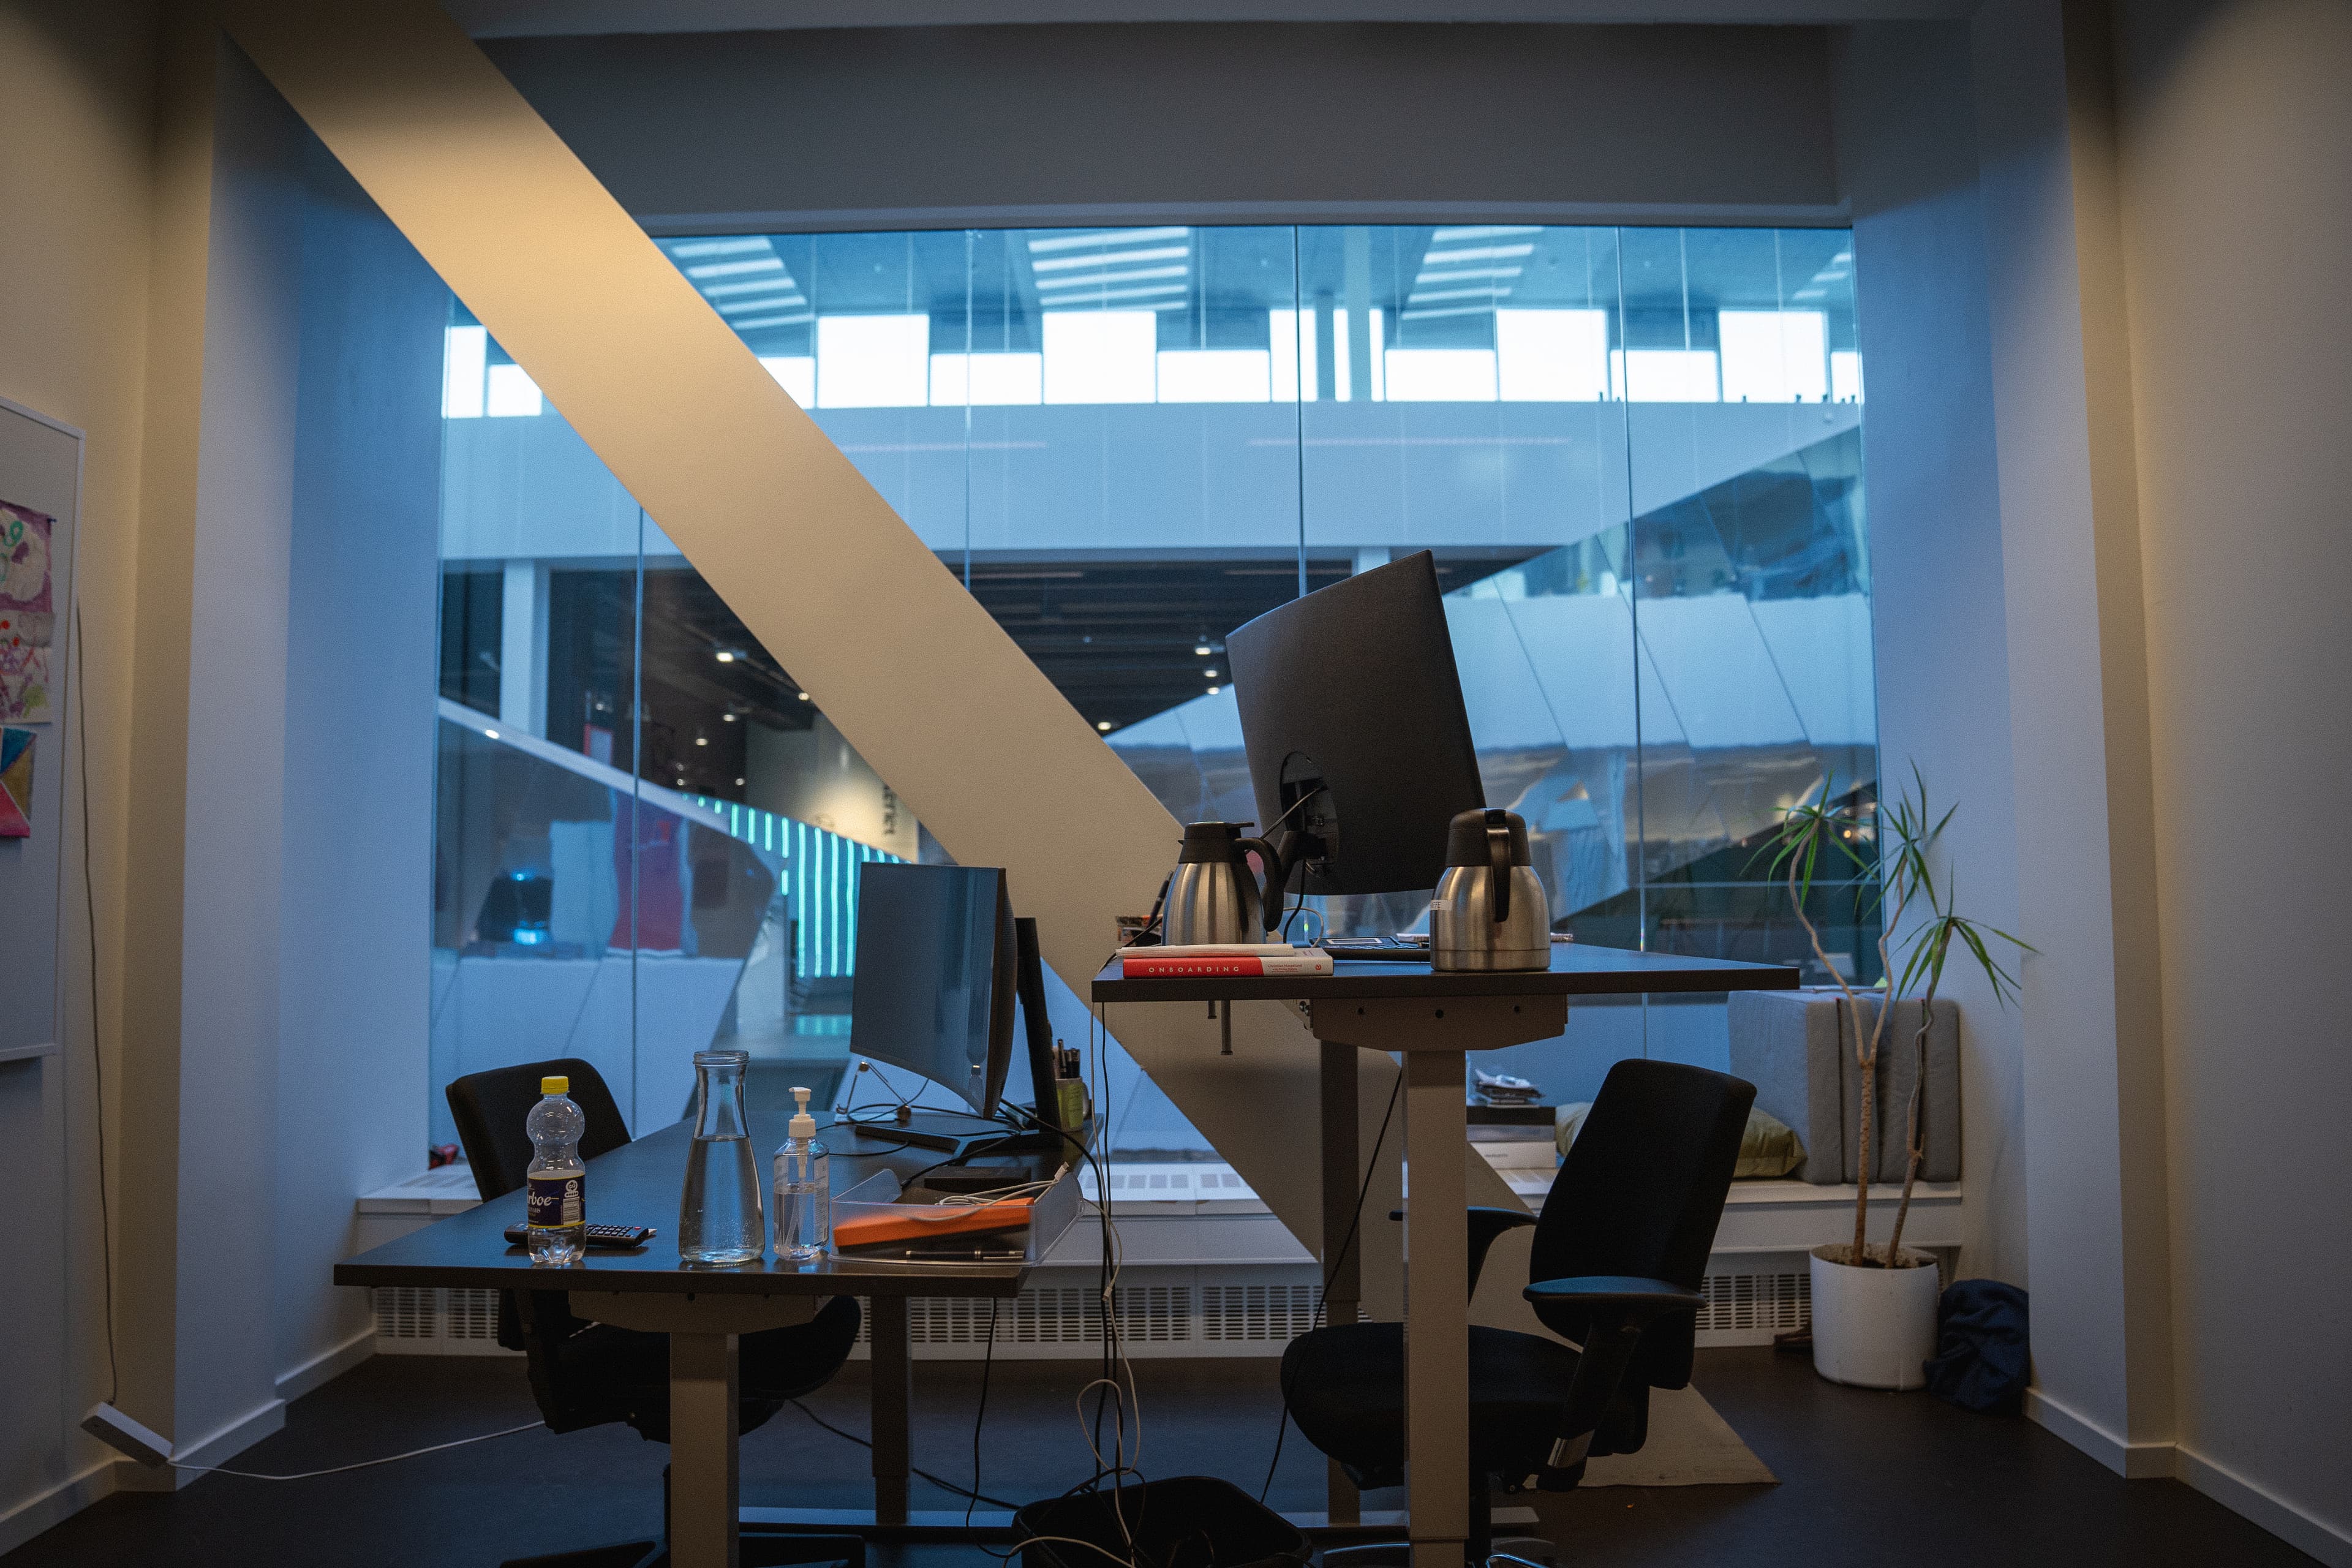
449 0 1972 37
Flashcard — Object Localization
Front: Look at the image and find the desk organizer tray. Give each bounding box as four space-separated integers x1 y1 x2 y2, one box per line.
831 1161 1083 1265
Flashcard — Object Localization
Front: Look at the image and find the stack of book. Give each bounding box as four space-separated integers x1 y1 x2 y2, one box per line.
1472 1068 1545 1107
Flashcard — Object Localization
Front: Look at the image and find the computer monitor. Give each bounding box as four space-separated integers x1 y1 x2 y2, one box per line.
849 864 1017 1150
847 864 1072 1156
1013 916 1072 1141
1224 549 1487 898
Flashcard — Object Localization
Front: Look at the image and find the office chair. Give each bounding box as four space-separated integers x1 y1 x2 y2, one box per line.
447 1058 865 1568
1280 1058 1756 1567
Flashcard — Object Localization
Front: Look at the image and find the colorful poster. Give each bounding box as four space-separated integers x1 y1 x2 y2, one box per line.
0 726 31 838
0 500 55 725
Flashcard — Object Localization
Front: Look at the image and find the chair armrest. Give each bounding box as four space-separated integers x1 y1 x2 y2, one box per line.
1467 1207 1539 1299
1522 1275 1706 1322
1520 1277 1704 1491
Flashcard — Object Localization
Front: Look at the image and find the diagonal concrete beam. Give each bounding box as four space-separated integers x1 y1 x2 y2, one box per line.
217 0 1547 1307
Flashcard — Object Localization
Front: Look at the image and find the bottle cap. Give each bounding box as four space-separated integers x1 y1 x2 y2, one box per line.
541 1075 569 1095
788 1085 816 1140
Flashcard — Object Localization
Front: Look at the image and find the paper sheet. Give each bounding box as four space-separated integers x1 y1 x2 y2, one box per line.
0 500 55 725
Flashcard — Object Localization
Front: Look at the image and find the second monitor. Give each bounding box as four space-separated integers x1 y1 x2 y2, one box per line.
846 862 1068 1155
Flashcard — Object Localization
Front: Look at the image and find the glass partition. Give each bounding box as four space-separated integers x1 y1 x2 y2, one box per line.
431 224 1877 1158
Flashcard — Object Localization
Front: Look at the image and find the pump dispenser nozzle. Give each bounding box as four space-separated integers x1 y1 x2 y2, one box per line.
788 1085 816 1140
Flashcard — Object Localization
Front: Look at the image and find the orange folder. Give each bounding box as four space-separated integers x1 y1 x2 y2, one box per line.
832 1197 1033 1250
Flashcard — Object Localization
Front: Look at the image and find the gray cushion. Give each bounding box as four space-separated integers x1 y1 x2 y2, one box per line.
1728 989 1960 1184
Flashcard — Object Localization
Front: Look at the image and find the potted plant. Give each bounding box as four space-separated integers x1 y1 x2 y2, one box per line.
1761 767 2029 1389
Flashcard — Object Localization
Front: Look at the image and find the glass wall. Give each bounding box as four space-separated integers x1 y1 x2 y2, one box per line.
431 224 1876 1150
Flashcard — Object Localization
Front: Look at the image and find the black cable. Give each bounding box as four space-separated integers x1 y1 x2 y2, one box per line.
1316 1071 1403 1327
968 1296 1001 1528
785 1400 1022 1510
75 603 119 1406
1259 1069 1402 1506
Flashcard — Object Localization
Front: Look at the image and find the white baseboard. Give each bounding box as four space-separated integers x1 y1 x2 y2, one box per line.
2028 1389 2351 1564
276 1326 375 1403
113 1397 287 1494
2174 1444 2352 1568
2023 1388 2173 1479
0 1458 117 1557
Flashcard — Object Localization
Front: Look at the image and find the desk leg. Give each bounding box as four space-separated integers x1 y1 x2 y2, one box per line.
669 1330 742 1568
1319 1039 1362 1528
869 1295 911 1525
1404 1051 1469 1568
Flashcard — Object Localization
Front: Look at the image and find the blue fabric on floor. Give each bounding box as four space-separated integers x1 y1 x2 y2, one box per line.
1924 1279 2030 1414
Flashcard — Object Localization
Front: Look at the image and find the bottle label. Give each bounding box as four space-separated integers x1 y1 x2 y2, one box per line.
528 1174 584 1231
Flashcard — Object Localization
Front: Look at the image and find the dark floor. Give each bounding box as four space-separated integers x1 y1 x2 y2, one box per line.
6 1348 2313 1567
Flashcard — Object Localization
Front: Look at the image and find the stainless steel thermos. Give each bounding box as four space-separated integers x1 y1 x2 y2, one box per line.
1161 821 1281 946
1431 807 1550 971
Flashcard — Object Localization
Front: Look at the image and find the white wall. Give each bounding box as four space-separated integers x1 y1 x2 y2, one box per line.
1838 4 2349 1555
483 22 1842 227
1829 23 2030 1284
148 34 306 1483
2 24 453 1521
2110 0 2352 1554
272 140 445 1400
1970 0 2180 1471
0 2 159 1545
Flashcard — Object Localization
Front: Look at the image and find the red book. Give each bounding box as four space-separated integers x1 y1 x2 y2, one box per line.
1118 950 1334 978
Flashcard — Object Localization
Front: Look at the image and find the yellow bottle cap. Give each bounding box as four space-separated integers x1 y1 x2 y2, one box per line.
541 1076 569 1095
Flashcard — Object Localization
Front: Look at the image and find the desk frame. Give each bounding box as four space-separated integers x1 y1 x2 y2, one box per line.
1093 944 1795 1568
335 1119 1073 1568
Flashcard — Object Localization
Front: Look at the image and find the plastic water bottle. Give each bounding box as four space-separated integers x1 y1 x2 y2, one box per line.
526 1076 587 1265
773 1086 830 1262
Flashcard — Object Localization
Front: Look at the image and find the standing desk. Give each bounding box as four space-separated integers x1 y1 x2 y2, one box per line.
1091 943 1797 1568
334 1108 1082 1568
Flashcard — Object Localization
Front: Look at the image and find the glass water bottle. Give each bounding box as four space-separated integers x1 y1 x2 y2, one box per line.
678 1049 766 1265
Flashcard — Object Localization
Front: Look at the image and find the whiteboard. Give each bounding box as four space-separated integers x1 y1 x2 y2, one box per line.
0 395 81 1065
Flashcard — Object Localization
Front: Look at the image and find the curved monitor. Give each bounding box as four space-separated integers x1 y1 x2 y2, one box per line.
849 863 1016 1117
1224 550 1486 897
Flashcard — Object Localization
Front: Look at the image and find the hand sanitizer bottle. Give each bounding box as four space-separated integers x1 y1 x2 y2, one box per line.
773 1087 829 1262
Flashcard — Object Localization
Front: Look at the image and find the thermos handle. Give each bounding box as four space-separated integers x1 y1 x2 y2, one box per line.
1487 822 1512 924
1234 837 1283 934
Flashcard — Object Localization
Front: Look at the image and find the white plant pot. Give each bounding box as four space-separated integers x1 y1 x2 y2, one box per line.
1809 1245 1940 1390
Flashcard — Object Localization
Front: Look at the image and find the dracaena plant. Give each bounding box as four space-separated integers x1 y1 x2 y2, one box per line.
1755 766 2031 1267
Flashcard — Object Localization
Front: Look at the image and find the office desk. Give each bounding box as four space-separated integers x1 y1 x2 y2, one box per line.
1092 942 1797 1568
334 1110 1077 1568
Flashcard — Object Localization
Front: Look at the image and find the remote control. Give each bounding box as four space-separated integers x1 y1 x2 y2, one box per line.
503 1222 655 1250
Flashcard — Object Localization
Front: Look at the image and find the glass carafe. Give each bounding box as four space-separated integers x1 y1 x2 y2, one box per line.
678 1050 766 1265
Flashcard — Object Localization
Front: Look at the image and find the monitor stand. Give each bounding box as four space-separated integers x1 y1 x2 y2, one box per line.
846 1111 1005 1159
846 1106 1077 1162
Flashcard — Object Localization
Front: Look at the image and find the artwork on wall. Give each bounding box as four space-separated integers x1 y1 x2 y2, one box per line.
0 726 32 839
0 499 56 725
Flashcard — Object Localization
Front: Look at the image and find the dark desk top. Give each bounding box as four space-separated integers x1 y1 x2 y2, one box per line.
334 1110 1069 1298
1089 941 1798 1005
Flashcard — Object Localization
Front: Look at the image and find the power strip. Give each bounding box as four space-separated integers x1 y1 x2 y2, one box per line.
82 1403 170 1468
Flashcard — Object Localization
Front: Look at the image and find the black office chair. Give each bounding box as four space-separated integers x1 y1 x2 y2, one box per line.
447 1058 865 1568
1280 1058 1757 1567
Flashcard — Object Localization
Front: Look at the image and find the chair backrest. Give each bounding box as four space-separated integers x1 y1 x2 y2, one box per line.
1529 1058 1756 1389
445 1058 634 1202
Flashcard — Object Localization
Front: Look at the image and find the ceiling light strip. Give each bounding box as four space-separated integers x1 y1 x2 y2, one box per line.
1027 225 1190 253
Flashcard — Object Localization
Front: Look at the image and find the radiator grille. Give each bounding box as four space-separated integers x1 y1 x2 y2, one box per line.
1199 1283 1322 1343
372 1286 507 1353
1698 1270 1811 1335
860 1286 1196 1348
